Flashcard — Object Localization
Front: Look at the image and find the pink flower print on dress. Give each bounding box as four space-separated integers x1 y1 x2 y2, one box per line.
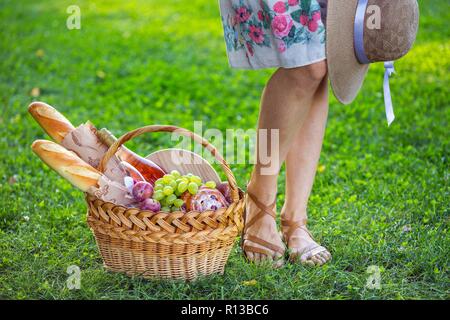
235 6 251 23
300 14 308 26
248 25 265 44
271 14 294 38
276 40 287 53
308 13 320 32
312 11 321 21
273 1 287 14
288 0 299 6
300 11 320 32
257 10 264 21
308 20 318 32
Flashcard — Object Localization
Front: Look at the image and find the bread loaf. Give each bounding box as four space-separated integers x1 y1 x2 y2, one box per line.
28 102 75 143
31 140 101 192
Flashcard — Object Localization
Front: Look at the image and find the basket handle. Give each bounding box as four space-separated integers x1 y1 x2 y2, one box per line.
98 125 240 203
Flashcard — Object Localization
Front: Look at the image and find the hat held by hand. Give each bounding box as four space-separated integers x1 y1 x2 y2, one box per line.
327 0 419 125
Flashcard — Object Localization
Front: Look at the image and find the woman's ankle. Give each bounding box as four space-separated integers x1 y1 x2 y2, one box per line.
280 204 308 222
247 178 278 204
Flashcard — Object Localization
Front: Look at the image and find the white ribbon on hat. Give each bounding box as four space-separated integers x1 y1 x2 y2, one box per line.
354 0 396 126
383 61 395 125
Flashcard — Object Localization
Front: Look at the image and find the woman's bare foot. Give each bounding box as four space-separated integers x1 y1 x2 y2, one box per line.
242 186 285 268
280 208 331 267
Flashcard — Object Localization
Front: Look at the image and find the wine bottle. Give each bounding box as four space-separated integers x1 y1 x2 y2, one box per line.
96 128 165 185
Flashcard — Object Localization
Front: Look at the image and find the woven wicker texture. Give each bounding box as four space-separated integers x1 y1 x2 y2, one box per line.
87 125 245 280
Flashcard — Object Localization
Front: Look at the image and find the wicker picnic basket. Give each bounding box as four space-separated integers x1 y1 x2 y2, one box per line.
85 125 245 281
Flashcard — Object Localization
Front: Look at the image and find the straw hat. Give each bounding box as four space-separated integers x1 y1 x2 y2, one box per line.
326 0 419 124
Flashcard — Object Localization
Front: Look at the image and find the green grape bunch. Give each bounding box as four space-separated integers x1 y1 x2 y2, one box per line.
152 170 217 213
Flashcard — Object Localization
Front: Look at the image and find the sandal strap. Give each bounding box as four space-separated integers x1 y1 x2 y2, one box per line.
307 245 328 258
245 191 276 232
243 245 273 257
247 191 276 216
291 244 327 260
244 234 285 254
281 218 312 240
242 190 285 257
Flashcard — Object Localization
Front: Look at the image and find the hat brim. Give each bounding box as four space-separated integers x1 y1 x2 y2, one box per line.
327 0 369 105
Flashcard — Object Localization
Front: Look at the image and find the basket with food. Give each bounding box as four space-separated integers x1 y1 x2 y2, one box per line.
29 102 244 281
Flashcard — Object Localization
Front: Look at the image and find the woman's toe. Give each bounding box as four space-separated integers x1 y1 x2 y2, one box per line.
254 253 261 263
320 251 330 262
303 259 315 267
311 255 323 265
316 254 327 265
246 251 255 261
300 254 313 266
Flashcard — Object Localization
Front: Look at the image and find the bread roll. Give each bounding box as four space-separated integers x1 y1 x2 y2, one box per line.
31 140 101 192
28 102 75 143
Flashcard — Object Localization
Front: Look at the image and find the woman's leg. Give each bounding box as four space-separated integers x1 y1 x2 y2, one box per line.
281 75 332 266
245 61 327 265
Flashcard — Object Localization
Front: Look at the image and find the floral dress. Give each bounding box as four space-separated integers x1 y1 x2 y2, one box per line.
219 0 327 69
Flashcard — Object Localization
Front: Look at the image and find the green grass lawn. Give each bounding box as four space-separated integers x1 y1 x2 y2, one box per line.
0 0 448 299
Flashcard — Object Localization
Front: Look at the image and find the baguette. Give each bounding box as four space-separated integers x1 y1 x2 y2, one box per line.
28 102 76 143
31 140 101 192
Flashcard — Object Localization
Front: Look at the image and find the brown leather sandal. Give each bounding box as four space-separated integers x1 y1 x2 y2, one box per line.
281 217 331 266
241 191 285 267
